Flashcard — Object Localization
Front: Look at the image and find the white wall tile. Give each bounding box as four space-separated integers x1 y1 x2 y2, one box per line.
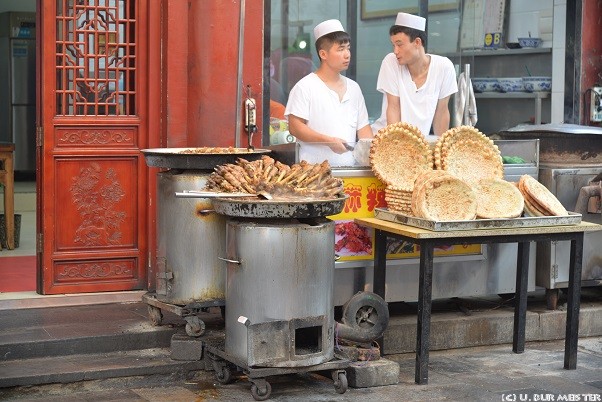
552 3 566 49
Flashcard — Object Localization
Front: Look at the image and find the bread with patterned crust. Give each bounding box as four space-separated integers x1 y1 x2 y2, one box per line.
474 178 524 219
415 174 477 221
370 122 432 191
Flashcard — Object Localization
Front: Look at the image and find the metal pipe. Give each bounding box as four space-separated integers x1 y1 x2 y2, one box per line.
464 64 471 125
574 185 601 214
235 0 246 148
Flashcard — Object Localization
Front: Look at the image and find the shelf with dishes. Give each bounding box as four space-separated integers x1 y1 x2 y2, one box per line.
474 92 550 99
445 47 551 58
471 77 551 125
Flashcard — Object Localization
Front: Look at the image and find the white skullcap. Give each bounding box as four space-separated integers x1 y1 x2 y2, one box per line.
395 12 426 31
313 19 345 40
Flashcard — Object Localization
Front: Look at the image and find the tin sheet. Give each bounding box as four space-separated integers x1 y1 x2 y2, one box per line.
374 208 582 232
141 148 270 169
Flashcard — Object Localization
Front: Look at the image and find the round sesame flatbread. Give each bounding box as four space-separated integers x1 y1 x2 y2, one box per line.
370 122 432 191
474 178 525 219
411 170 451 217
415 174 477 221
443 138 504 186
435 126 503 184
519 175 568 216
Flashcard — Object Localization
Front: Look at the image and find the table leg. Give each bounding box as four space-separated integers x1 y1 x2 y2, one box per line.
513 241 530 353
415 242 434 385
564 234 583 369
373 229 387 354
373 229 387 299
4 153 14 250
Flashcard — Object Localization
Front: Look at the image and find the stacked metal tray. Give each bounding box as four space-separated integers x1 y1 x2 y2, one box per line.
374 208 582 232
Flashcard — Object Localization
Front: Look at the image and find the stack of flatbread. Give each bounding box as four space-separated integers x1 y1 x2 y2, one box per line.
370 122 432 213
385 186 414 215
518 175 568 216
435 126 504 186
411 170 477 221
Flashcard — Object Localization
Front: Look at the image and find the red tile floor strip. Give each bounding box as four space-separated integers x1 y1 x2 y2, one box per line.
0 256 36 292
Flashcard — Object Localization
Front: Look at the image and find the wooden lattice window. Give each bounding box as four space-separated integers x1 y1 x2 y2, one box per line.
55 0 136 116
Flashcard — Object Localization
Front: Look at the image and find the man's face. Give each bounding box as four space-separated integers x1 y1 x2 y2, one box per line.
320 41 351 71
390 32 418 65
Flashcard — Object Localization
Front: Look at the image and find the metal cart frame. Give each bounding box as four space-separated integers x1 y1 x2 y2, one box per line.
204 338 350 401
142 292 224 337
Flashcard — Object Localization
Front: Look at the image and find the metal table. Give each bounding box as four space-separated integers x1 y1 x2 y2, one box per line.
355 217 601 385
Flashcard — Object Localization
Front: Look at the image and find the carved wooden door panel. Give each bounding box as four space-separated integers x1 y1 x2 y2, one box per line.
39 0 149 293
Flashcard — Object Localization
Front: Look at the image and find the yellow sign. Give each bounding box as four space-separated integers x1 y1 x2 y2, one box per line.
330 176 481 261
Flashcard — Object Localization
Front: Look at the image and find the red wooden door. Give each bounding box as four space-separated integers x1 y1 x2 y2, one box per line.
38 0 153 294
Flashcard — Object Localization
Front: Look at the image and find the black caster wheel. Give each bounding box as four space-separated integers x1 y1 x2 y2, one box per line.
250 381 271 401
215 365 233 384
333 371 348 394
342 291 389 340
185 315 206 337
546 288 560 310
147 305 163 326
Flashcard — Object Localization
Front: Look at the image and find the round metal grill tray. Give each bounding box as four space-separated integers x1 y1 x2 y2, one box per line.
141 148 271 170
211 195 349 218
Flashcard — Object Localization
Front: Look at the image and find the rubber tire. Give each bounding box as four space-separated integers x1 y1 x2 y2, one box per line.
185 316 206 337
147 305 163 326
342 291 389 340
546 288 559 310
215 365 233 384
250 382 271 401
333 372 348 394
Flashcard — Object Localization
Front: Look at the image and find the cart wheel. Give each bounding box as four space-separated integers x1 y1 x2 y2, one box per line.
147 305 163 326
215 365 233 384
333 371 348 394
185 315 206 337
546 288 559 310
341 291 389 340
250 381 271 401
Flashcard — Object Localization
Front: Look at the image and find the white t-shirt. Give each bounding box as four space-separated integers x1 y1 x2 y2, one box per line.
372 53 458 136
285 73 370 167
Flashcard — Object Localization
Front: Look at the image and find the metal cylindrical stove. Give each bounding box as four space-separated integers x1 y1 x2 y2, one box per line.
224 218 335 368
156 170 226 305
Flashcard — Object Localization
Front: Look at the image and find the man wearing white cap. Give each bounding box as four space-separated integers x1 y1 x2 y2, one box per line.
285 19 373 166
372 12 458 137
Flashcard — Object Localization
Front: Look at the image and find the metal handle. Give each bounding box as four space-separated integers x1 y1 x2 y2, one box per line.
198 209 215 215
218 257 242 265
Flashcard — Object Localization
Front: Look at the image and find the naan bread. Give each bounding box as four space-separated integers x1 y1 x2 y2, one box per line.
519 175 568 216
415 174 477 221
434 126 503 185
474 178 524 219
443 138 504 186
411 170 451 217
370 122 432 191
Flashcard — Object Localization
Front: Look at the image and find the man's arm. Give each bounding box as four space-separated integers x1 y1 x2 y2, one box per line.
357 124 374 139
385 92 401 125
432 95 451 136
288 114 348 154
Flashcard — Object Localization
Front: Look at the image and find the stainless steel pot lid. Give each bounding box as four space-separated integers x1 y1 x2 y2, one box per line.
211 195 348 219
141 148 271 169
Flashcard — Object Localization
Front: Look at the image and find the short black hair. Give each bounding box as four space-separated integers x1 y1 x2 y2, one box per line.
389 25 427 48
315 31 351 61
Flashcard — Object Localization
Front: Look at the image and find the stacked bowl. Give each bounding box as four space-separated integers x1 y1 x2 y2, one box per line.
522 76 551 92
497 78 524 93
472 78 499 93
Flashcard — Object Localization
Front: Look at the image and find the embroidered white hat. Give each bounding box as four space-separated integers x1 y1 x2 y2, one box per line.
395 12 426 31
313 19 345 40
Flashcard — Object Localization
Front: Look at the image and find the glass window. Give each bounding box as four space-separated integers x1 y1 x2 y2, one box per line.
266 1 469 137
